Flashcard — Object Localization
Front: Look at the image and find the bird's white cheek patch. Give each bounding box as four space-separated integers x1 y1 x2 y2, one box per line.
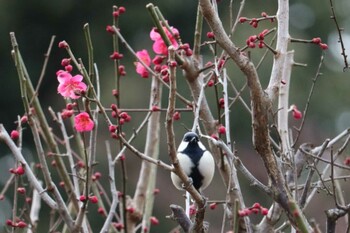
177 141 189 152
198 141 207 151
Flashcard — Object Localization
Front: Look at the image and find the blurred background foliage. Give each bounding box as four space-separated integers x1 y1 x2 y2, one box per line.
1 0 350 232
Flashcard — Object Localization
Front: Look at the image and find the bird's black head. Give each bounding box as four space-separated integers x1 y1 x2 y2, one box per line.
182 132 199 144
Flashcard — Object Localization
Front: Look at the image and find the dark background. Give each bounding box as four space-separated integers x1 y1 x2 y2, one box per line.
1 0 350 232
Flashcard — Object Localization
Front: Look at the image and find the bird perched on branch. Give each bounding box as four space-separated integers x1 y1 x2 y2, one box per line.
171 132 215 192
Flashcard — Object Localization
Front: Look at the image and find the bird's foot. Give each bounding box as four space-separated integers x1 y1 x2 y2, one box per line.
181 177 193 189
197 195 208 212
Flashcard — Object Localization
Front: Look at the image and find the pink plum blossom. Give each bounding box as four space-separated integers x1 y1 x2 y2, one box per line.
74 112 94 132
57 70 87 99
135 50 151 78
150 26 179 55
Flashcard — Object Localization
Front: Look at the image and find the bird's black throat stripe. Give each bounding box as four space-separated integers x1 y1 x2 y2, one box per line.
181 143 205 190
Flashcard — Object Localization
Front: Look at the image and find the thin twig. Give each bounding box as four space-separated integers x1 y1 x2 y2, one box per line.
299 139 329 208
113 111 153 163
119 135 173 171
100 141 119 233
328 0 349 70
229 0 246 37
30 35 56 104
57 113 80 197
293 56 324 146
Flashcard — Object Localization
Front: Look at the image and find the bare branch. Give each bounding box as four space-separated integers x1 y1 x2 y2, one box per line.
328 0 349 70
100 141 119 233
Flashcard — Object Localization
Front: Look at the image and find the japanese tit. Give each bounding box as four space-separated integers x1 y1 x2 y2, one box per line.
171 132 215 192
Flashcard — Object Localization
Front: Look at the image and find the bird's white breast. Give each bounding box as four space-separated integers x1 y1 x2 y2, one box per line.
170 152 194 190
198 150 215 190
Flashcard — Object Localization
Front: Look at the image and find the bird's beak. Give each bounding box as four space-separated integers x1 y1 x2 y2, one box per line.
190 137 197 143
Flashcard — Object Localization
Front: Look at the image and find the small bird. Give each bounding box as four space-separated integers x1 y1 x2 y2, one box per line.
171 132 215 192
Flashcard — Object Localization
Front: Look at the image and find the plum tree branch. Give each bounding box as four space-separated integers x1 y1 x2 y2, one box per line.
199 0 311 231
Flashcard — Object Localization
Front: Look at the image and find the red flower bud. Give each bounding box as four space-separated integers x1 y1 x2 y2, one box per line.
180 43 190 50
77 160 85 168
251 21 258 28
258 41 265 48
112 89 119 97
11 130 19 140
153 188 160 195
211 134 219 140
207 79 214 87
218 125 226 135
239 17 247 23
261 12 268 17
118 6 126 14
61 109 74 119
111 104 118 112
219 98 225 108
261 208 269 215
319 43 328 50
112 222 124 231
209 203 217 210
58 41 68 48
93 172 102 181
118 65 126 76
110 51 123 60
89 195 98 204
6 219 14 226
311 37 321 44
61 58 71 67
17 187 26 194
150 216 159 225
65 65 73 72
152 55 164 65
112 11 119 18
106 25 115 34
98 207 105 216
79 195 87 202
291 105 302 120
185 48 193 56
119 112 128 119
168 61 177 68
66 103 74 110
154 64 162 73
238 210 247 217
109 125 118 133
248 42 256 48
51 160 57 167
17 221 27 228
249 35 257 42
20 115 28 124
206 31 215 39
151 105 160 112
173 111 181 121
59 181 65 187
16 166 25 175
